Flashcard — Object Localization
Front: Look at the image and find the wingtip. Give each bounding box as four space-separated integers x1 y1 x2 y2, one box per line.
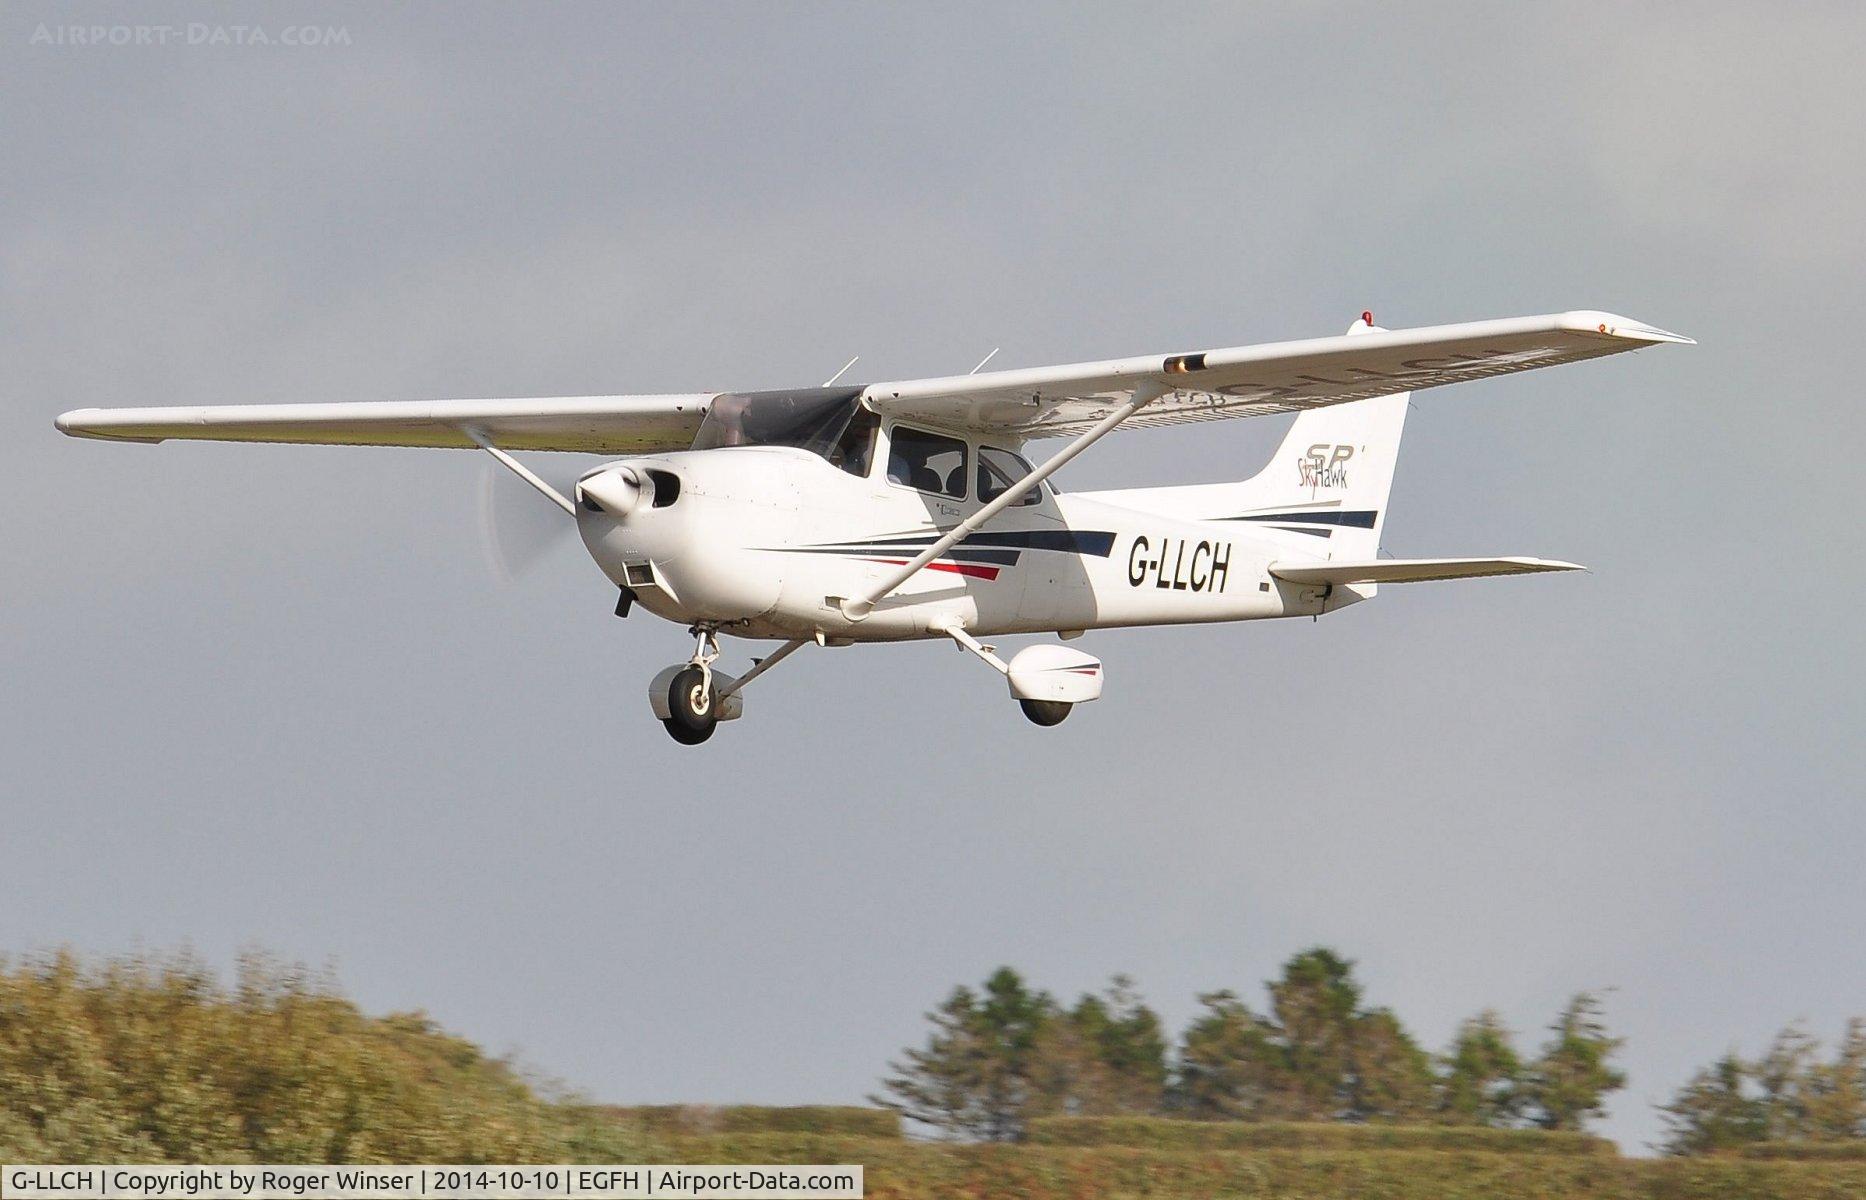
1562 311 1694 346
1625 326 1695 346
55 408 165 443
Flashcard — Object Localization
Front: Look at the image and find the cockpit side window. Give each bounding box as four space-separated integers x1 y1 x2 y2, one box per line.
887 426 968 499
977 446 1042 506
828 407 879 478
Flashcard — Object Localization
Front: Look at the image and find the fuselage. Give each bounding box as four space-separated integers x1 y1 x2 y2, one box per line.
576 442 1358 643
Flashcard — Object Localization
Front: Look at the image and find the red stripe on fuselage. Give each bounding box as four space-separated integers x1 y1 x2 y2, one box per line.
861 557 1002 581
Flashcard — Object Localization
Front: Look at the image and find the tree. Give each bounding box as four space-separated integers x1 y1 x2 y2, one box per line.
1658 1054 1767 1155
869 985 991 1138
1082 976 1170 1109
1753 1022 1820 1140
1658 1019 1866 1154
1438 1011 1527 1127
870 968 1058 1141
1174 949 1433 1123
1523 992 1626 1131
1030 977 1168 1118
1267 948 1363 1120
1174 989 1285 1119
1804 1019 1866 1140
1345 1007 1435 1123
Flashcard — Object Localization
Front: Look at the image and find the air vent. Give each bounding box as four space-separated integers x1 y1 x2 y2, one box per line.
644 469 681 507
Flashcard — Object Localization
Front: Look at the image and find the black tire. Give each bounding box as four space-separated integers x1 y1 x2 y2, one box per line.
1019 698 1073 727
665 665 718 741
662 717 714 745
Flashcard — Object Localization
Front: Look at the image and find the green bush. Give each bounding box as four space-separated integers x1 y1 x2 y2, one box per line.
592 1105 899 1139
1641 1157 1866 1199
1736 1142 1866 1161
669 1135 1632 1199
1027 1115 1617 1156
661 1134 1866 1200
656 1142 1866 1200
0 950 652 1164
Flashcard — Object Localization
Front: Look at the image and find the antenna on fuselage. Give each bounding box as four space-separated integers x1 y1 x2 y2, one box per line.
822 356 860 387
968 348 1000 375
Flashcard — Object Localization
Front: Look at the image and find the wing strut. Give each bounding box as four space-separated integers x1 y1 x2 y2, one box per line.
463 426 575 516
840 381 1168 620
715 636 810 700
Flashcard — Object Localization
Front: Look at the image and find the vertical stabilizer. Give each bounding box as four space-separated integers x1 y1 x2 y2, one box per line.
1080 315 1409 558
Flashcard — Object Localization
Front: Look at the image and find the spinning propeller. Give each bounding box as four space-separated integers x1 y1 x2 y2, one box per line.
473 455 587 582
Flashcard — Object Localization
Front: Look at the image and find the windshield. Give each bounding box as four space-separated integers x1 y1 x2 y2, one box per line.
691 387 865 457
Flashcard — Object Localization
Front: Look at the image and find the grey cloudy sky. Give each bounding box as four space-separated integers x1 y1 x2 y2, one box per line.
3 2 1861 1152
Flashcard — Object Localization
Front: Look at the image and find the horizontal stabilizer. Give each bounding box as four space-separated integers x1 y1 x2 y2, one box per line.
1269 557 1584 585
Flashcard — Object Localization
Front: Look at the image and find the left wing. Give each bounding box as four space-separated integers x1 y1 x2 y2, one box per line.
865 311 1689 437
1269 557 1584 585
55 394 709 453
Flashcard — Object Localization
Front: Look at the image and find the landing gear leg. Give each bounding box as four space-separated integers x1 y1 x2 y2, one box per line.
662 626 721 745
938 623 1100 730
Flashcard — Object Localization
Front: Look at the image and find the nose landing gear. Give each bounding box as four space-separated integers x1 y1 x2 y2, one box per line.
646 630 810 746
661 627 722 744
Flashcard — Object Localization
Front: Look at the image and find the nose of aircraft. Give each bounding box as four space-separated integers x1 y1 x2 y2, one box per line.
576 465 642 518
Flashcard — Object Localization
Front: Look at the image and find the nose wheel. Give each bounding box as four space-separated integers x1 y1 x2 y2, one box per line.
661 627 722 744
663 665 717 743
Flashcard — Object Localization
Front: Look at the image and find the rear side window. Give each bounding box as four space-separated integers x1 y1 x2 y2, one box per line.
977 447 1041 506
887 427 968 499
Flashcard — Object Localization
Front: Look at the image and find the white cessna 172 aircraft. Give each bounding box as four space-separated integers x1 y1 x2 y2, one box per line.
58 310 1688 744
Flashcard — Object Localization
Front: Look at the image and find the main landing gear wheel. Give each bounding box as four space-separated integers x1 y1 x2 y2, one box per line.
1018 698 1073 727
662 665 717 744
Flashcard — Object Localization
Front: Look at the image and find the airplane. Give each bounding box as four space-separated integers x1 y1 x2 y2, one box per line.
56 309 1690 744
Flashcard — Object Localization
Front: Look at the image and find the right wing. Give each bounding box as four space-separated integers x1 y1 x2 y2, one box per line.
54 394 711 454
1269 557 1585 585
867 311 1690 438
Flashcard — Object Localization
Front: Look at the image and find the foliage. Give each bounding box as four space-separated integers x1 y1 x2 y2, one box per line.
1175 949 1437 1123
879 951 1626 1140
589 1105 898 1138
1025 1115 1616 1155
1439 1009 1529 1126
1738 1142 1866 1161
870 969 1167 1140
1660 1020 1866 1155
1524 993 1628 1132
0 950 649 1164
1658 1054 1769 1155
1803 1020 1866 1141
1028 976 1169 1119
660 1131 1866 1200
1639 1158 1866 1200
